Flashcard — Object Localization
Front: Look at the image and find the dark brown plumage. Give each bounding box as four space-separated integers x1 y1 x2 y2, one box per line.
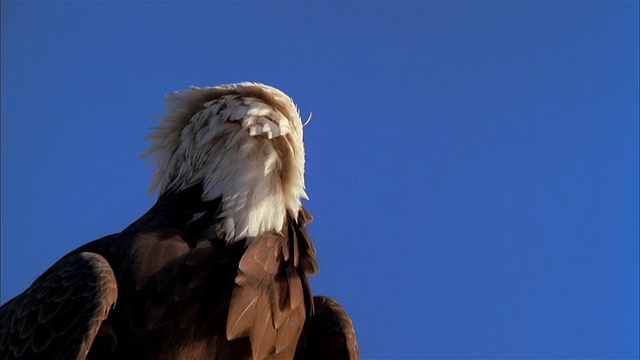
0 83 358 360
1 253 117 360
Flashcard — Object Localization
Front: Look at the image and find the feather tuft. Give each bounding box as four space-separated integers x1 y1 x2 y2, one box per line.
143 83 307 243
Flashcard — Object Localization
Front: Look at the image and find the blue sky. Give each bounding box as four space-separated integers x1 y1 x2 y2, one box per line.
1 2 638 359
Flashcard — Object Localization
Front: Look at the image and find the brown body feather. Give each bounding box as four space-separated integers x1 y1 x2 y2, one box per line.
1 185 357 359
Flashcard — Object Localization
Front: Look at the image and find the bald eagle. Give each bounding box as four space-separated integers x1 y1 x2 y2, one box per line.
0 83 359 360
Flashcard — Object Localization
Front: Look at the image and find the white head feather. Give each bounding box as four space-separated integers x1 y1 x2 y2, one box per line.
143 82 307 242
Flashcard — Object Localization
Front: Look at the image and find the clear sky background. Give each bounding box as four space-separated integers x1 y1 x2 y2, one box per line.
1 2 638 359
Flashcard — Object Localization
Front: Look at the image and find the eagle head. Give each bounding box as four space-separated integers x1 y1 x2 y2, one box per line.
143 82 307 242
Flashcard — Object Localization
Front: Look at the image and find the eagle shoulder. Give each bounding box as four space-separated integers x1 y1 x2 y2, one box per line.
0 252 117 360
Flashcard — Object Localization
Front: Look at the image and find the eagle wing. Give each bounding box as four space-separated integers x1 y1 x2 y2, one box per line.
297 296 359 360
0 252 117 360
